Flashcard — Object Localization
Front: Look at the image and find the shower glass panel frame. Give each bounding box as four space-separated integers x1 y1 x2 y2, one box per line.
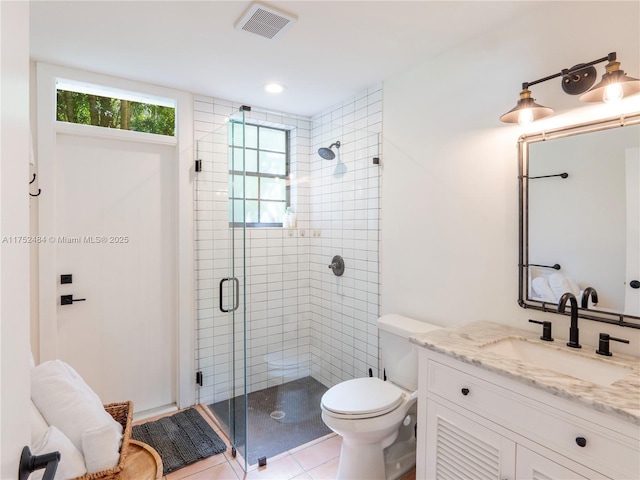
195 108 250 471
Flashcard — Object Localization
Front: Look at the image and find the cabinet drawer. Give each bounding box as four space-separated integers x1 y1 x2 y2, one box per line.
426 359 639 479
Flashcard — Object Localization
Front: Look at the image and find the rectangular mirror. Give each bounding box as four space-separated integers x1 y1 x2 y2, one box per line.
519 113 640 328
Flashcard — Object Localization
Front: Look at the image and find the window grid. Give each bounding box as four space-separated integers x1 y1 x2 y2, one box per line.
229 122 290 227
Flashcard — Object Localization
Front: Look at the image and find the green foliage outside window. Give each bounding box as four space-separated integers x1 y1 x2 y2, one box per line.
56 89 175 136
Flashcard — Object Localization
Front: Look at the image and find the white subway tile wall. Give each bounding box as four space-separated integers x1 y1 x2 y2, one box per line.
309 84 382 387
194 84 381 405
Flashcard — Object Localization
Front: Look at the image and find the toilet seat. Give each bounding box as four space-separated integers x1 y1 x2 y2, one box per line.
321 378 406 419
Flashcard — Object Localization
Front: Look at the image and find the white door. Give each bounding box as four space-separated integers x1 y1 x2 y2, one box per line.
48 132 177 413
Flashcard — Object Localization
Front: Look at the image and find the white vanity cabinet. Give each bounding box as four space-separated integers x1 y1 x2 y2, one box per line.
515 446 592 479
417 349 640 480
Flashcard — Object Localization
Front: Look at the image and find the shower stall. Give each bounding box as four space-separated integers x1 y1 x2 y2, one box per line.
193 90 382 470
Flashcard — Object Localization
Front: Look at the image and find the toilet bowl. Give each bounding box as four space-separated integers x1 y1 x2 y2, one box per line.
321 377 417 480
320 314 440 480
264 352 307 380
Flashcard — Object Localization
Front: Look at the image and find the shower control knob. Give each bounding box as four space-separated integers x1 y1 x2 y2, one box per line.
328 255 345 276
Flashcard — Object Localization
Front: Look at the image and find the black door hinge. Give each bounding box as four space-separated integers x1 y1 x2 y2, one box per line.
196 371 203 387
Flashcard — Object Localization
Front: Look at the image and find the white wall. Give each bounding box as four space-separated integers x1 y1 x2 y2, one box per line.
381 1 640 354
0 1 31 476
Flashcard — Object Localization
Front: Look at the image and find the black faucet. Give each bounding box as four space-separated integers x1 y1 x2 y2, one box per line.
581 287 599 308
558 292 581 348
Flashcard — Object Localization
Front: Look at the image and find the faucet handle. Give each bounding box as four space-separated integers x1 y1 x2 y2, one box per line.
596 333 630 356
528 319 554 342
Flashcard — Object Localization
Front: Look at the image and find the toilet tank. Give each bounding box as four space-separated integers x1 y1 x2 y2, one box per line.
378 314 440 391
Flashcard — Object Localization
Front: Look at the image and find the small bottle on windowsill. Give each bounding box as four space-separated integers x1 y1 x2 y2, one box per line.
283 208 293 228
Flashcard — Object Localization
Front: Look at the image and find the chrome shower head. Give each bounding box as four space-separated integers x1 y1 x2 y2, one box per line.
318 141 341 160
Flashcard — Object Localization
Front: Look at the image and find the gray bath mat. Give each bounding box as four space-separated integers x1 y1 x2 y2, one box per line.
132 408 226 474
208 376 332 466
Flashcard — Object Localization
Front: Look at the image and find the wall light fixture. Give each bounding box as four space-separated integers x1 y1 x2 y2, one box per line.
500 52 640 125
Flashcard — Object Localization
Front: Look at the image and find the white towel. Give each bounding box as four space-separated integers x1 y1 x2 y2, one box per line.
30 426 87 480
31 360 122 455
549 273 580 300
82 424 122 474
531 276 557 303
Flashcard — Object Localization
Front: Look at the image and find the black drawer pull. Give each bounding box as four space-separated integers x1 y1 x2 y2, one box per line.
575 436 587 447
461 388 470 396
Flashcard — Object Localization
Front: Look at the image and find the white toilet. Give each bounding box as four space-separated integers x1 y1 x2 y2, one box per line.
320 314 440 480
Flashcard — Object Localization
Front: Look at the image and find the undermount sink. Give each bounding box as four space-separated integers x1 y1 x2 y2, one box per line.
481 337 633 387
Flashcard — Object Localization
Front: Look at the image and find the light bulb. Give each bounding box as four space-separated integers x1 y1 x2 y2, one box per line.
518 108 534 125
603 82 623 103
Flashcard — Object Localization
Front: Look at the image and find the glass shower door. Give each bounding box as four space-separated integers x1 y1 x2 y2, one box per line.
195 107 250 471
225 108 249 469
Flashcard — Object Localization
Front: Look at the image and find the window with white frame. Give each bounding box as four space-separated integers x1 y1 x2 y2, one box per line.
228 122 289 227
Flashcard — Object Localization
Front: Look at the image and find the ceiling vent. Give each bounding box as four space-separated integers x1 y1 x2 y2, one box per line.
235 2 297 40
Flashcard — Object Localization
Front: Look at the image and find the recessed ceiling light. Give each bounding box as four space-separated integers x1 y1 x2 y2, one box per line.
264 83 285 94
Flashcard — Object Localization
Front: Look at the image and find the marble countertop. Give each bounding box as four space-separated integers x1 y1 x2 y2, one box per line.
410 321 640 425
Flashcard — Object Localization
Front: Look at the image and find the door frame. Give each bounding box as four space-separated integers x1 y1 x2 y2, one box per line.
36 63 195 409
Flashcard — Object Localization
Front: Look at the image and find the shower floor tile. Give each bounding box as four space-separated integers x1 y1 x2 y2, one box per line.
207 376 332 466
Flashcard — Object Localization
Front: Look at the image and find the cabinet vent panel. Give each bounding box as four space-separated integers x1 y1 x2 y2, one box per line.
438 425 499 477
436 417 500 480
532 470 553 480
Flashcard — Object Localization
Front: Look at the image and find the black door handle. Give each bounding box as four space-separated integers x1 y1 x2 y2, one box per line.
19 446 60 480
61 294 86 305
630 280 640 289
219 277 240 312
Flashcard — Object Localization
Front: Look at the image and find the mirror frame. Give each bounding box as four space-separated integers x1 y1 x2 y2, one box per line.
518 112 640 329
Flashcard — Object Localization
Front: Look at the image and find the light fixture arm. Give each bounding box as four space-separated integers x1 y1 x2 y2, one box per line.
522 53 613 90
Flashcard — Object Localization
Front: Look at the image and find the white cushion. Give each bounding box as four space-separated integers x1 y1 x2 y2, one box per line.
30 400 49 446
82 424 122 474
30 426 87 480
31 360 122 455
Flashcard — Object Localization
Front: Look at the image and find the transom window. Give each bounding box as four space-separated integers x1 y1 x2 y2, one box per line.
55 79 176 136
229 122 289 227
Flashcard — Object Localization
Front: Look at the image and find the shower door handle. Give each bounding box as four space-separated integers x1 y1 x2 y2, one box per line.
219 277 240 312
